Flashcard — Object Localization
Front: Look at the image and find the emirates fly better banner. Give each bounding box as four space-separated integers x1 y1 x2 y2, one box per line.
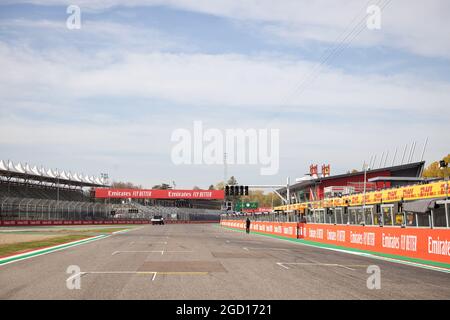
95 188 225 200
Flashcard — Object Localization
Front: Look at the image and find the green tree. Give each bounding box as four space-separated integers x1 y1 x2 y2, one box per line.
422 154 450 178
152 183 172 190
227 176 238 185
215 182 224 190
208 184 215 190
111 181 142 189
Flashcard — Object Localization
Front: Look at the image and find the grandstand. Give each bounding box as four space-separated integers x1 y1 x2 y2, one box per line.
0 159 221 222
0 159 111 221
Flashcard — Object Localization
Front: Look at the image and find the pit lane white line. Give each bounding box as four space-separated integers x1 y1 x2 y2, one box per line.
276 262 370 271
243 247 290 251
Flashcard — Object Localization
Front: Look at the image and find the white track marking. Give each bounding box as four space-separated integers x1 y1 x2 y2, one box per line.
0 234 110 267
276 262 290 270
276 262 369 271
243 246 289 251
66 272 86 283
75 271 208 282
129 241 168 245
112 250 192 256
112 227 143 235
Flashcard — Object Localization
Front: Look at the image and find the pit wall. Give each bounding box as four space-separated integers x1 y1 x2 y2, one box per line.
220 220 450 266
0 219 218 226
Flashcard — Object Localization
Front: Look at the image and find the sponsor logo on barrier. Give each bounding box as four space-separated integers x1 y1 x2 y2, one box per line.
350 231 375 246
309 228 324 240
428 237 450 256
221 220 450 265
382 233 400 249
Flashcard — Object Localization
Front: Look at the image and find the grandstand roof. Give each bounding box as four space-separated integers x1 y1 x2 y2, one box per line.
0 160 108 188
278 161 426 194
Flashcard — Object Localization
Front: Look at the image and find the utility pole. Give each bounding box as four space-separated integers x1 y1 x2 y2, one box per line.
223 152 227 186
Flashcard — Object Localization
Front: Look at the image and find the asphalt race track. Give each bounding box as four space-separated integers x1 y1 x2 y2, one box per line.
0 224 449 299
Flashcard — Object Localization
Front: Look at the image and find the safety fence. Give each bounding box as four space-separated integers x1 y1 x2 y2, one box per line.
0 197 221 222
0 219 219 226
220 220 450 266
0 197 110 220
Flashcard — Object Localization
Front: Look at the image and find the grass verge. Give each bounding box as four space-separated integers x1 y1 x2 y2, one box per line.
0 235 89 257
0 227 130 257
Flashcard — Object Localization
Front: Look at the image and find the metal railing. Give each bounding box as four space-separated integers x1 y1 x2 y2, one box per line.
0 197 222 222
0 197 111 220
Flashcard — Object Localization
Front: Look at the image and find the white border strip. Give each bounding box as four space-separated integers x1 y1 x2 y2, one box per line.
0 234 110 267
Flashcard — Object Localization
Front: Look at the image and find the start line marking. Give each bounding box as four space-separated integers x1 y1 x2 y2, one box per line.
276 262 370 271
66 271 208 283
112 250 193 256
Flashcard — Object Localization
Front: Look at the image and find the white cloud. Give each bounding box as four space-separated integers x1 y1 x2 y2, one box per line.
1 1 449 187
7 0 450 59
1 42 449 117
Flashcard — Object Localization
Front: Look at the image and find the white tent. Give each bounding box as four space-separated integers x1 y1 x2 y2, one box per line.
60 171 69 180
1 159 106 186
14 162 25 173
31 165 41 176
0 160 7 171
46 169 56 178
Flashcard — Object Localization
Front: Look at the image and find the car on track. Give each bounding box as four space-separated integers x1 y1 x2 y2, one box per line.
151 215 164 225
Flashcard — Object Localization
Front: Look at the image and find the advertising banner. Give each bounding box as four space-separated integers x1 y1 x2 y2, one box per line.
301 223 450 264
221 220 450 265
95 188 225 200
275 180 450 211
221 220 298 238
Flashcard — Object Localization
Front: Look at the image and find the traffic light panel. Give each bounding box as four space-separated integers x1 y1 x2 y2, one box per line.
225 185 249 196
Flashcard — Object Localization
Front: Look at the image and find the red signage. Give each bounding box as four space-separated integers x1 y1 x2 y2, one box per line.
95 188 224 200
221 220 450 266
242 207 273 213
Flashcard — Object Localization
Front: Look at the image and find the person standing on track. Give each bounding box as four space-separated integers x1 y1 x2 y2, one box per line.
246 217 251 234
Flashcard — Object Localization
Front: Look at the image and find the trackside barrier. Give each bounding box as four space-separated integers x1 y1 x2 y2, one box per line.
221 220 299 239
0 220 150 226
220 220 450 265
0 220 219 226
165 220 219 224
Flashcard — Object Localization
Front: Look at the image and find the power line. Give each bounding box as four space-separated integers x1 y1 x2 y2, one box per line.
267 0 393 124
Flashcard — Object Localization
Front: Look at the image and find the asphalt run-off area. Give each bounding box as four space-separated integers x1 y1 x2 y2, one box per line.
0 223 449 299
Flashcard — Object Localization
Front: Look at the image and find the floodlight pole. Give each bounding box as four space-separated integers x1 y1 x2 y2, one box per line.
286 177 290 206
363 162 368 225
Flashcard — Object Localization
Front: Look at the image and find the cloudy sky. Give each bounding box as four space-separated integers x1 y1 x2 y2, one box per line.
0 0 449 188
